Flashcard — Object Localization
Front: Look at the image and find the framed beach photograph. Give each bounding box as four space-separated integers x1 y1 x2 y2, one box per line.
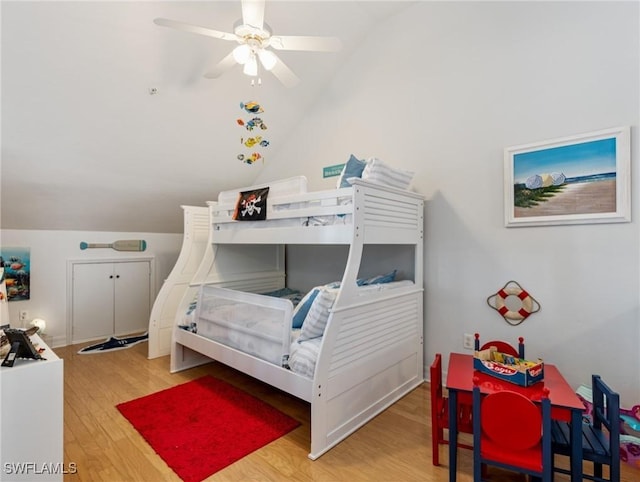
504 126 631 227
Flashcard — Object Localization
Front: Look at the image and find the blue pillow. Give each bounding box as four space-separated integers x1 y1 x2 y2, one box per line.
292 288 319 329
292 273 395 330
338 154 367 188
358 269 397 286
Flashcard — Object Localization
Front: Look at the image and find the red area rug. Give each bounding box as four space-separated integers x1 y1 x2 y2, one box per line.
116 375 300 482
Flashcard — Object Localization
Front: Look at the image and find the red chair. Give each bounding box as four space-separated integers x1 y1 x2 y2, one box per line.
472 377 552 481
474 332 525 358
430 353 473 466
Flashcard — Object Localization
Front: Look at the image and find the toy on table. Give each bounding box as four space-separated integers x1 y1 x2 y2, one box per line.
474 344 544 387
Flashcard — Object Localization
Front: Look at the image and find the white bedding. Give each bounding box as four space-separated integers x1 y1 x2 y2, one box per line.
198 303 285 343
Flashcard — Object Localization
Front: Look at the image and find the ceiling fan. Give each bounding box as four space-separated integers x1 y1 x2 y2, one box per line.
154 0 342 88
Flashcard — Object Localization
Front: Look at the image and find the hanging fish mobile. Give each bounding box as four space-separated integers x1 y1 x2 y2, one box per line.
236 117 267 131
240 101 263 114
236 100 270 165
242 136 270 148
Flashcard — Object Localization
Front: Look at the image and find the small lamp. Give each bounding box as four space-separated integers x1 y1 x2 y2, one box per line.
30 318 46 335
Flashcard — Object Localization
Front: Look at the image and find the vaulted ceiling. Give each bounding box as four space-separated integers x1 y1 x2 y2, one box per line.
1 1 412 233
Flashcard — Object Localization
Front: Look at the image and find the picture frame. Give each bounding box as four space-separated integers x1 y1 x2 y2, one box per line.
0 247 31 301
504 126 631 227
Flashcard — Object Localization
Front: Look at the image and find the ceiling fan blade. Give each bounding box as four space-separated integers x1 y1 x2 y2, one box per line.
203 51 238 79
153 18 237 42
241 0 265 30
269 35 342 52
269 54 300 88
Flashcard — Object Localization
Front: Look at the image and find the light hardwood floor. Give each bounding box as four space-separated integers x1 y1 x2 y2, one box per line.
56 341 639 481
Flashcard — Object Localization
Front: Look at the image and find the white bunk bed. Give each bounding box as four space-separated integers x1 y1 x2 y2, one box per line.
148 205 209 359
171 176 424 460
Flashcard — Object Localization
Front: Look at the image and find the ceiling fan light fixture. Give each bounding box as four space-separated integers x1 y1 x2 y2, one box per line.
155 2 339 88
257 49 277 71
243 55 258 76
232 44 252 64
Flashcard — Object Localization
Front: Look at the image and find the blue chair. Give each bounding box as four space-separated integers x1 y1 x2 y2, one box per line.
552 374 620 482
472 378 552 482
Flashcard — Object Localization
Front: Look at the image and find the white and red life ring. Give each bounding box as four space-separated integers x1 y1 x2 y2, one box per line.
487 281 540 325
495 286 533 321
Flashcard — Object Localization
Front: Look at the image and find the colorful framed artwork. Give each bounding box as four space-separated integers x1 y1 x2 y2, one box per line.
0 247 31 301
504 126 631 227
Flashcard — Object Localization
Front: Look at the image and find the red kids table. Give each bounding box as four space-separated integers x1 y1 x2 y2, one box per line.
445 352 585 482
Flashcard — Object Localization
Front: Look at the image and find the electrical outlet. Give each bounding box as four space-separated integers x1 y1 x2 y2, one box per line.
19 310 28 322
463 333 474 350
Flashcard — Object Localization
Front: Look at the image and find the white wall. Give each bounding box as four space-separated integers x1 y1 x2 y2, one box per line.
0 229 181 347
256 2 640 404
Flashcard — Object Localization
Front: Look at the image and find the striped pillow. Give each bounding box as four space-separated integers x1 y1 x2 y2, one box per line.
288 337 322 378
298 287 337 341
362 157 414 190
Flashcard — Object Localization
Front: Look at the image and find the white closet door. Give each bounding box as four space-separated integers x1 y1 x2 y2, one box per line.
114 261 151 335
72 262 115 342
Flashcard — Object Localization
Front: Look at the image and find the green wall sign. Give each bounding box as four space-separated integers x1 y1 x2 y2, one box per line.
323 164 345 178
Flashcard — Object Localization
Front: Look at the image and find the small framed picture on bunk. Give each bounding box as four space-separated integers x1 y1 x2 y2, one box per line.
504 126 631 227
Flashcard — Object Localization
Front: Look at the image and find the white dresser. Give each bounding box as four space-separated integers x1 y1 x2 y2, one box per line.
0 334 64 481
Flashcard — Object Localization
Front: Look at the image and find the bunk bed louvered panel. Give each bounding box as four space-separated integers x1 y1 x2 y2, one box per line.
311 289 423 458
358 184 423 242
329 295 420 372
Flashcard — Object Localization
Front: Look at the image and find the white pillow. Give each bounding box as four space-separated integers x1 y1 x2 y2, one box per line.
297 287 337 341
362 157 414 190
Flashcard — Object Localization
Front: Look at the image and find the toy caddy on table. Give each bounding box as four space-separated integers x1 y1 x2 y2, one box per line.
473 334 544 387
